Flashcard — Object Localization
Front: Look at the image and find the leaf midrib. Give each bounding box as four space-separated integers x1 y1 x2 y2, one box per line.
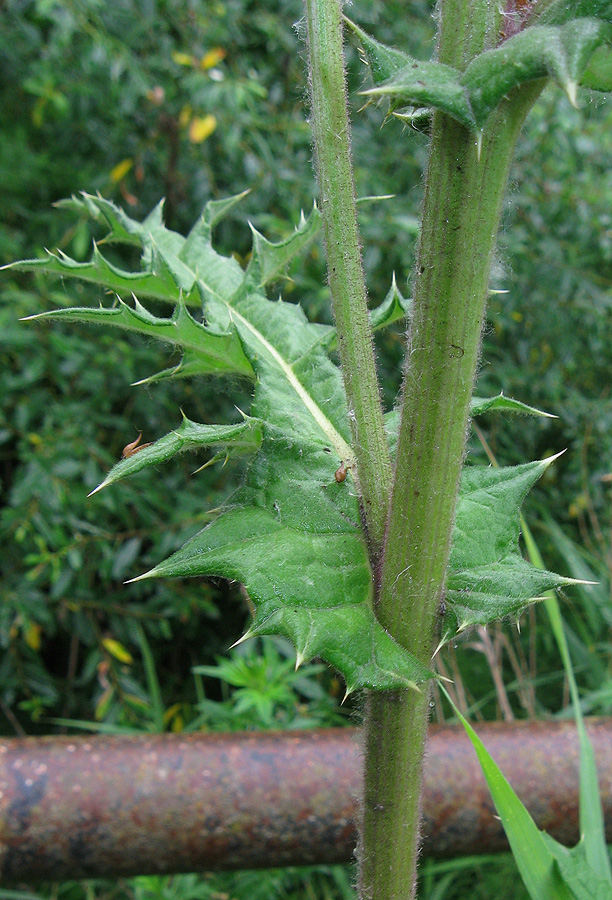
158 233 357 479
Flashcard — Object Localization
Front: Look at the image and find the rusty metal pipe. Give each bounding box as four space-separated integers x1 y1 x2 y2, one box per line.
1 720 612 883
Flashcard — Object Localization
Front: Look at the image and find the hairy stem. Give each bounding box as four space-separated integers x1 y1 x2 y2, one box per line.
358 5 544 897
304 0 392 554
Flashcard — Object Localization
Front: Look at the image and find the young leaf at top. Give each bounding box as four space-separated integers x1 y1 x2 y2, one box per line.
351 16 612 133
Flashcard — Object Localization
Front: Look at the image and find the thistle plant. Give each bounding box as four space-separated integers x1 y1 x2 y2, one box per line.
6 0 612 897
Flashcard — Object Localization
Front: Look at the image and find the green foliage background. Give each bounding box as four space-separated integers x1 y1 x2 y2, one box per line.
1 0 612 896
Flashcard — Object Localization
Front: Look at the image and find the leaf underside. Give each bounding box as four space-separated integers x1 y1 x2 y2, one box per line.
12 195 571 692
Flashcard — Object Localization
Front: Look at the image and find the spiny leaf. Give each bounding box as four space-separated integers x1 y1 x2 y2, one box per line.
451 459 555 569
462 19 611 123
354 18 612 132
134 505 430 694
19 198 432 691
470 394 554 417
344 17 414 83
55 193 147 246
361 58 476 131
15 197 570 691
246 205 321 287
384 393 551 457
4 243 186 302
22 296 253 381
446 556 573 633
2 190 252 306
444 458 574 634
89 415 263 495
324 275 412 351
369 275 412 331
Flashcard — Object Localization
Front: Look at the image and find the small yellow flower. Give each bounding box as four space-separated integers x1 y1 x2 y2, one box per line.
189 114 217 144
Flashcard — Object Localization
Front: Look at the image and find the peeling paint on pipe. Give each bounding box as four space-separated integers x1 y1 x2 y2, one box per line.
1 720 611 883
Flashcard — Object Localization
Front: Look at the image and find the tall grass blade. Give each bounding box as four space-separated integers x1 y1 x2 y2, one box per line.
441 685 574 900
521 518 612 886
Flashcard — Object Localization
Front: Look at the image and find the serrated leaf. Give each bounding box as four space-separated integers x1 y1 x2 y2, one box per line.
344 17 414 84
444 459 572 633
90 415 263 495
361 57 476 131
369 275 412 331
23 296 253 381
246 205 321 287
325 275 412 351
470 394 554 417
14 197 570 691
355 18 612 133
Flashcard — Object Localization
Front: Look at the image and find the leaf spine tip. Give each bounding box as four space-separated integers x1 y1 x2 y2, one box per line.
228 629 254 650
432 637 445 658
87 480 109 498
192 455 221 475
540 448 566 467
124 569 156 584
476 132 483 162
565 81 578 108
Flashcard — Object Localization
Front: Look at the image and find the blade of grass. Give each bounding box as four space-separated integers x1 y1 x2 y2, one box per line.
440 684 574 900
521 519 612 886
134 622 165 733
475 424 611 886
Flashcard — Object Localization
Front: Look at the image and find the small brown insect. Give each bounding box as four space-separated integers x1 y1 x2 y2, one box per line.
122 433 152 459
335 462 348 484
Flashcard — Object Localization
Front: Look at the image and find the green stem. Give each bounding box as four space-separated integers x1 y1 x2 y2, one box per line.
304 0 392 554
359 49 544 900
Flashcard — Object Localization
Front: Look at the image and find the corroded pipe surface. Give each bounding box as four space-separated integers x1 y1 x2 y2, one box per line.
1 720 612 883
